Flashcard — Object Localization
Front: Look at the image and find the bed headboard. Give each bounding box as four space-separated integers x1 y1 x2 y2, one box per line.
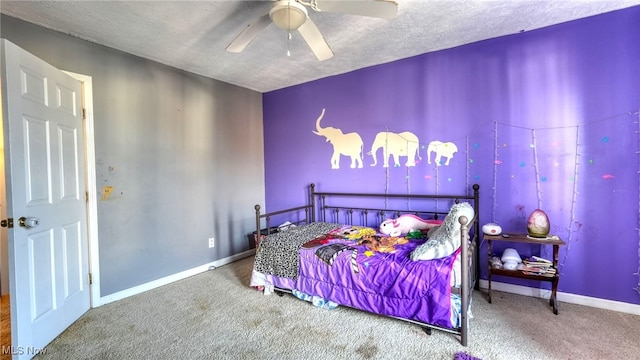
311 183 480 230
254 184 480 241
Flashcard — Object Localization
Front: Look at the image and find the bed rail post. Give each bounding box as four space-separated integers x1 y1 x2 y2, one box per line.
254 204 261 249
310 183 316 223
460 215 469 347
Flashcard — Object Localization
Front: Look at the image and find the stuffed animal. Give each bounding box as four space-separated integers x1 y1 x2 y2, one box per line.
379 214 441 237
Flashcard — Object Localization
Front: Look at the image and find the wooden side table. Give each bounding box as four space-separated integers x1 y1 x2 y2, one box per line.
485 233 566 314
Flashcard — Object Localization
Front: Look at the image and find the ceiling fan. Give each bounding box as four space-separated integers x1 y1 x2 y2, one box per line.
225 0 398 61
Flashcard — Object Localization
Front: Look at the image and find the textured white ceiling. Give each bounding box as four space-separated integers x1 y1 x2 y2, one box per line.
2 0 639 93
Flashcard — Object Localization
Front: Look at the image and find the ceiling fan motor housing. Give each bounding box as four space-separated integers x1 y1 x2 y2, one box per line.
270 1 308 31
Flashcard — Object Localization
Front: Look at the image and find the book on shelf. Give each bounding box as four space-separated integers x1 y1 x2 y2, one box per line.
522 256 554 268
521 264 556 276
530 255 551 263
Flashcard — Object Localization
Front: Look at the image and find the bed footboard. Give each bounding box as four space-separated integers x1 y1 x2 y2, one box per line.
254 204 313 246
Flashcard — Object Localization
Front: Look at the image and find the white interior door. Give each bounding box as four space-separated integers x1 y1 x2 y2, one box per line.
1 39 90 359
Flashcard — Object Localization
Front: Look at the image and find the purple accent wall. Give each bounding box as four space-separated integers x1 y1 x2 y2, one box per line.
263 7 640 305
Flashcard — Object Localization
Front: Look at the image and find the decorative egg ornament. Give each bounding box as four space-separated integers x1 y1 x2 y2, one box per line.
527 209 550 238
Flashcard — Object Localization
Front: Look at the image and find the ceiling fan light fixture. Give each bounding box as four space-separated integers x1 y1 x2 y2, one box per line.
270 1 308 31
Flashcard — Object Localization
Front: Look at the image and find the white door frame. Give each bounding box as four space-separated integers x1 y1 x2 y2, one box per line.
0 93 7 296
63 71 101 307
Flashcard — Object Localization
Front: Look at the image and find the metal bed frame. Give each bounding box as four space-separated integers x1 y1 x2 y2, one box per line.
254 183 480 346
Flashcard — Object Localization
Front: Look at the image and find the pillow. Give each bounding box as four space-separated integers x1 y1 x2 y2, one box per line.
410 202 475 261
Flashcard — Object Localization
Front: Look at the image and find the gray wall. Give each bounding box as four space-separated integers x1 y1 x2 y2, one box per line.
1 15 265 296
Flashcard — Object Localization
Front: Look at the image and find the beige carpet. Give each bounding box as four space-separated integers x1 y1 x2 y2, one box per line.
26 256 639 360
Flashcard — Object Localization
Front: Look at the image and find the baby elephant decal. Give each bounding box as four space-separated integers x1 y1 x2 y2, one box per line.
427 141 458 166
312 108 364 169
368 131 421 167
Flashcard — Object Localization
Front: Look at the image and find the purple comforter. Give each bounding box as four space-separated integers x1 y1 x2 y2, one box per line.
264 226 458 328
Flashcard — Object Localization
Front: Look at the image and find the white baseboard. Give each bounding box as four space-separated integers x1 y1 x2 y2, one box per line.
94 257 640 316
479 280 640 316
95 249 256 307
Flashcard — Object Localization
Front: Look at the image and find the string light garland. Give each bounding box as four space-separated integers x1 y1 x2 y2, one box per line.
384 128 390 209
406 157 412 210
492 121 499 222
530 128 543 210
380 129 421 211
559 125 581 273
530 128 550 260
465 134 470 196
380 129 423 211
490 110 638 293
376 109 640 295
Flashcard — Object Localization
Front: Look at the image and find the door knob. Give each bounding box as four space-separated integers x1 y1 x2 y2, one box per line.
18 217 39 228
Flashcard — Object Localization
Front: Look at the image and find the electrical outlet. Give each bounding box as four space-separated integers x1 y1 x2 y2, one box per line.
208 237 215 248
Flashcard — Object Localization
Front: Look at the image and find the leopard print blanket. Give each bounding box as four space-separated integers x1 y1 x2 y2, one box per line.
253 222 340 279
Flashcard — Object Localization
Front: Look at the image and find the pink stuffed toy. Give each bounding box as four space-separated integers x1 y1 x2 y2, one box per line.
379 214 441 237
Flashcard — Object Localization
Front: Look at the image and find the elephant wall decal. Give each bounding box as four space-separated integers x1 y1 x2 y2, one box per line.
312 108 364 169
367 131 422 167
427 141 458 166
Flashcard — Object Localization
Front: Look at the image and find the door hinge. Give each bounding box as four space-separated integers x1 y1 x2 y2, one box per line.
82 108 86 120
89 273 92 285
86 191 89 203
0 218 14 228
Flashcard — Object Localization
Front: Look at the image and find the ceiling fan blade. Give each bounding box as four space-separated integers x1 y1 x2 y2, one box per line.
313 0 398 19
226 13 272 53
297 17 334 61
